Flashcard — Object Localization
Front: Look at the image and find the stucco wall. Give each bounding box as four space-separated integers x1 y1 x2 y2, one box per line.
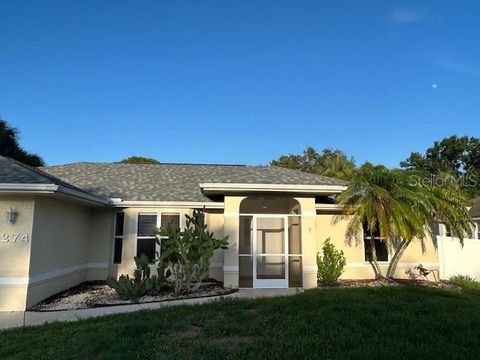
88 208 115 280
316 214 439 280
26 197 106 308
206 211 225 282
222 195 318 289
0 196 35 311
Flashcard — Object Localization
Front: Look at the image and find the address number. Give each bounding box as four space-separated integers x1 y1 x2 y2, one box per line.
1 233 30 243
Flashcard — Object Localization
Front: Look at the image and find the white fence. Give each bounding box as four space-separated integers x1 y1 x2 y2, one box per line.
437 235 480 280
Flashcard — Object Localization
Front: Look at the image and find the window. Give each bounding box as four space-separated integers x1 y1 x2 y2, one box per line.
137 213 158 263
113 212 124 264
363 224 388 262
161 213 180 231
445 225 452 237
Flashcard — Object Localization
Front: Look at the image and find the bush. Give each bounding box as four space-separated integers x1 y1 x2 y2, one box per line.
106 254 159 302
317 238 346 286
449 275 480 293
155 210 228 295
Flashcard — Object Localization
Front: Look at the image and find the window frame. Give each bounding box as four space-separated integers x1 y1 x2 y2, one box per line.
444 224 452 237
135 212 183 263
112 211 125 264
362 227 389 263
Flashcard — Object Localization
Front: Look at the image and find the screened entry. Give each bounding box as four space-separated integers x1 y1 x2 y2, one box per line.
238 197 303 288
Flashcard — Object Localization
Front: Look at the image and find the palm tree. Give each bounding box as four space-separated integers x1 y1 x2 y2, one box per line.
336 163 472 279
0 119 20 158
0 118 44 166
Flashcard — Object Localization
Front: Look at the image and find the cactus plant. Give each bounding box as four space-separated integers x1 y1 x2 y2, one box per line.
106 254 158 301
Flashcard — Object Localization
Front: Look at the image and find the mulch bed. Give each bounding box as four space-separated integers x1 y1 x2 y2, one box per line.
31 281 236 312
319 278 461 290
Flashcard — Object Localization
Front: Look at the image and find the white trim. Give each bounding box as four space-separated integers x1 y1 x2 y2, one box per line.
0 183 109 206
0 277 29 285
253 216 290 288
223 265 239 272
239 213 302 218
346 262 439 268
224 212 239 218
200 183 347 195
315 204 343 211
109 199 224 209
0 263 108 286
0 183 58 192
303 265 318 273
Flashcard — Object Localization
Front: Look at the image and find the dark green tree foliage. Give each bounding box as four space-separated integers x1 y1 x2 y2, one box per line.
317 238 346 286
401 136 480 197
336 163 473 279
270 146 356 180
120 156 160 164
156 210 228 295
0 119 45 166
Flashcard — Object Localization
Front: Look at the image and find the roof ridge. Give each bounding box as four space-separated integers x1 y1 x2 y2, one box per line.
44 162 248 168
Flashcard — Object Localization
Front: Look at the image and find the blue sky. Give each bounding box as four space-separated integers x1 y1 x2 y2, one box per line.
0 1 478 167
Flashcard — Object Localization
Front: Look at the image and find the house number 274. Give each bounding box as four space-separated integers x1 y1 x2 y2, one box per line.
1 233 30 243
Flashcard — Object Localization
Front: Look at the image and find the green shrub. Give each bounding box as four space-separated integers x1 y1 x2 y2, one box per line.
107 254 158 302
317 238 346 286
449 275 480 293
155 210 228 295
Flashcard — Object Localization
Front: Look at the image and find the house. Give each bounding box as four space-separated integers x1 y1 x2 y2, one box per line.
1 156 440 311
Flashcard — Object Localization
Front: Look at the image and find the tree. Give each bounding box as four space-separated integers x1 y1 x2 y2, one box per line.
270 146 356 180
0 118 45 166
120 156 160 164
317 238 347 286
336 163 472 279
155 210 228 295
401 135 480 197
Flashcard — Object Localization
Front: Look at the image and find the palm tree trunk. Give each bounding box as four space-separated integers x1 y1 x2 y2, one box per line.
369 234 383 279
386 238 412 278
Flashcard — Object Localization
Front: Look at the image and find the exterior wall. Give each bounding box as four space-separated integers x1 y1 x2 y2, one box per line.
87 208 115 280
206 211 225 282
438 234 480 280
295 197 317 289
316 214 439 280
26 197 104 308
111 207 226 281
223 196 246 288
1 192 451 313
222 195 318 289
0 196 35 311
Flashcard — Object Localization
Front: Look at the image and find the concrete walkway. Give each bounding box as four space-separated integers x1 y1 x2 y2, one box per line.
0 288 301 330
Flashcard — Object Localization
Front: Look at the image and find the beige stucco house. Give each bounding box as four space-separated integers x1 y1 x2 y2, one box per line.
0 156 448 311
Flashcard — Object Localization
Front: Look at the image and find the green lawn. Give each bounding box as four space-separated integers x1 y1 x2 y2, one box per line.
1 285 480 359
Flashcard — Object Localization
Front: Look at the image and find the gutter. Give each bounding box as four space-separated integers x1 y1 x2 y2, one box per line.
0 183 109 206
199 183 347 195
108 199 225 209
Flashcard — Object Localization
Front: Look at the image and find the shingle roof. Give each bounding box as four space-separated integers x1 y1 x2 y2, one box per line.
0 156 104 199
472 197 480 218
40 162 347 202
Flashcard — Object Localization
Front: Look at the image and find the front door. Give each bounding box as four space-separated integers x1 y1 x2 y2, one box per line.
253 216 288 288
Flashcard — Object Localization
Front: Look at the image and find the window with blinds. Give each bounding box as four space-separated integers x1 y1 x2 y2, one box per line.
137 213 158 263
113 212 124 264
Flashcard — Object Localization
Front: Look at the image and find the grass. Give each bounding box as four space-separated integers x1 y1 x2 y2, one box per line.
1 285 480 359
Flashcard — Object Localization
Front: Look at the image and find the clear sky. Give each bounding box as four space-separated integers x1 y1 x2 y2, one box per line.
0 1 478 167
